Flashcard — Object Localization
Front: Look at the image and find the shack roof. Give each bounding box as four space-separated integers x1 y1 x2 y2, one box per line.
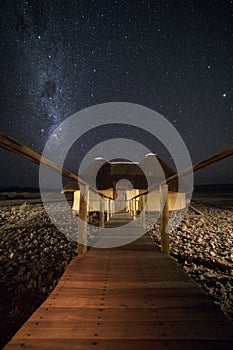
63 154 192 193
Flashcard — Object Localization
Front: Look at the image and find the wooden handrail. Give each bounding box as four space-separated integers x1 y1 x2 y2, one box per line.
1 132 232 200
0 132 82 183
164 145 233 186
0 132 112 199
129 145 233 200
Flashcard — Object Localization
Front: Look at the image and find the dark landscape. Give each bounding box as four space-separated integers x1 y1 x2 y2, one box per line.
0 185 232 348
0 0 232 347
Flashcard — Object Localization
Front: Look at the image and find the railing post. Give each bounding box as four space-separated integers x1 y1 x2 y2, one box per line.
108 199 112 219
78 184 89 255
138 196 142 221
111 200 115 216
160 184 170 255
140 194 146 229
133 198 136 219
106 198 110 221
100 197 105 228
130 199 133 216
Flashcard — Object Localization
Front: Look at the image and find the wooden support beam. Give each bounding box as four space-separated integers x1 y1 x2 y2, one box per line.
138 197 141 214
132 198 136 219
108 199 112 219
138 191 146 228
134 198 137 218
78 184 89 255
100 197 105 228
111 200 114 216
160 185 170 255
130 200 133 216
106 199 110 221
141 195 146 229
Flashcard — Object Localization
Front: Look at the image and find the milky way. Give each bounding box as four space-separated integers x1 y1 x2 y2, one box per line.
0 0 232 187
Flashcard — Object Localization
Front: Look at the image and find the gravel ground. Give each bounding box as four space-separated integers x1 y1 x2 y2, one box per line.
0 202 79 348
147 198 233 323
0 195 232 348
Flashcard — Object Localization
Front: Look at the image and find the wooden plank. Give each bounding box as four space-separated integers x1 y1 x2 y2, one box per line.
41 296 214 309
56 281 196 289
47 288 204 299
13 320 233 340
5 339 233 350
30 306 227 322
4 213 233 350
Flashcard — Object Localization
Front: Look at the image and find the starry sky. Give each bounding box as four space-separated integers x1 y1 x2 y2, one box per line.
0 0 232 188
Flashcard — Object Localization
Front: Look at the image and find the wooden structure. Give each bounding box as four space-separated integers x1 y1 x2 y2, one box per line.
63 155 189 255
4 213 233 349
1 133 233 348
1 132 233 255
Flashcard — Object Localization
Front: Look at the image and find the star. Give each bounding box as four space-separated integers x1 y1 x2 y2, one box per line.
0 0 232 187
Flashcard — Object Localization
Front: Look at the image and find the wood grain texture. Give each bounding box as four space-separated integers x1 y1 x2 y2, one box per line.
4 213 233 349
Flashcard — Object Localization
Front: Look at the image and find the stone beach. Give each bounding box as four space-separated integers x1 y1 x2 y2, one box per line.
148 196 233 323
0 193 232 347
0 201 78 348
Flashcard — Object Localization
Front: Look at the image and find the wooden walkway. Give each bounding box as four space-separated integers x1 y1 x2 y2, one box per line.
4 213 233 349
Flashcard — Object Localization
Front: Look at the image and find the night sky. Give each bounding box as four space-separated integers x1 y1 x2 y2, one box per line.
0 0 232 188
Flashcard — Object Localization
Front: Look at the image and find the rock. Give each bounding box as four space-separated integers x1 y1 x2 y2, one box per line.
181 224 187 232
0 198 233 344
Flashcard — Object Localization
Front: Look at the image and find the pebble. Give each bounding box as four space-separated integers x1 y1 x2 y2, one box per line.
0 202 79 347
0 197 233 347
148 201 233 323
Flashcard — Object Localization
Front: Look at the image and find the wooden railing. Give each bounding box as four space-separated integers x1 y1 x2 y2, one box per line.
1 132 233 256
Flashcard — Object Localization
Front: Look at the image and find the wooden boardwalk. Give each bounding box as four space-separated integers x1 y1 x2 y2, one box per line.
4 213 233 349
